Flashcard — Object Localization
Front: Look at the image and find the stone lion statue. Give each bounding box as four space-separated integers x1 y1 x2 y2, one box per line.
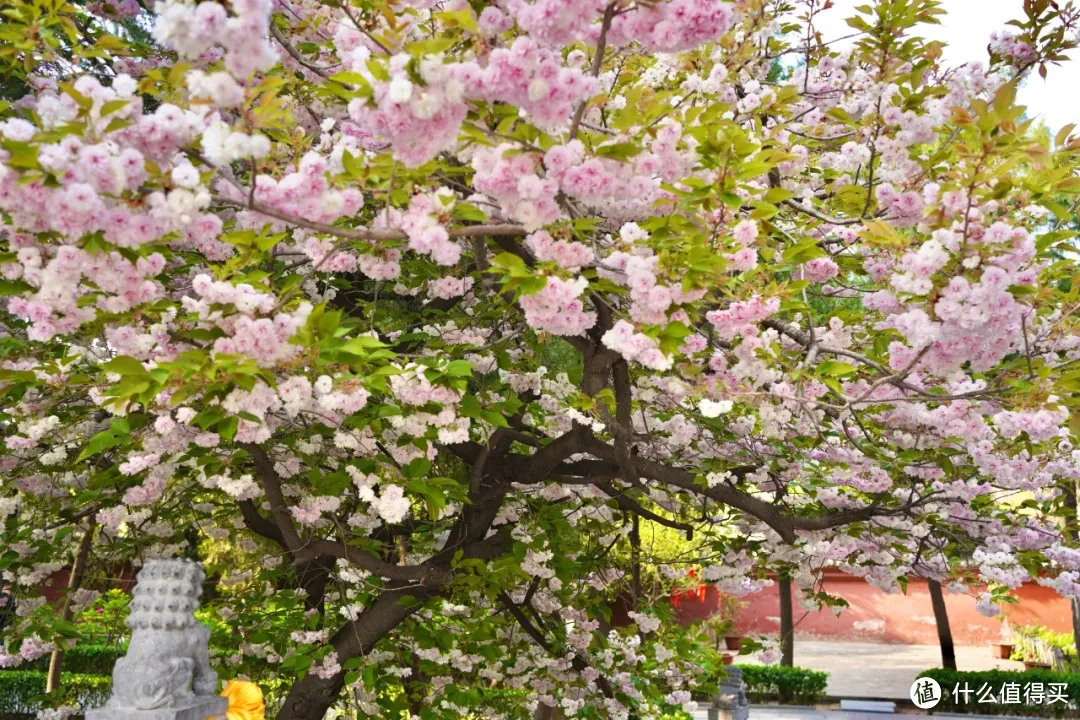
94 559 224 716
710 666 750 720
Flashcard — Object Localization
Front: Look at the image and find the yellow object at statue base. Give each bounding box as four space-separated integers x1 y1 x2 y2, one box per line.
209 680 265 720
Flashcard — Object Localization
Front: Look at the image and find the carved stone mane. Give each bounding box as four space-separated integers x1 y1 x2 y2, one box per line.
86 559 228 720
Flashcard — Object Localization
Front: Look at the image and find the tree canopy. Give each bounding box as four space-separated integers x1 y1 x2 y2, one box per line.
2 0 1080 718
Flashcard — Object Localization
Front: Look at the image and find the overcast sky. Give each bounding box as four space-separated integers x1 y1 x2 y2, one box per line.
807 0 1078 130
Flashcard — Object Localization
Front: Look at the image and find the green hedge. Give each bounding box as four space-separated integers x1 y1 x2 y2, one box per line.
916 668 1080 717
9 644 125 676
735 665 829 705
0 671 111 714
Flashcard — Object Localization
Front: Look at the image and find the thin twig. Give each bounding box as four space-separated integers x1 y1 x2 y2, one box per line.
339 2 392 54
568 1 617 141
782 198 865 226
1021 311 1035 379
270 23 334 79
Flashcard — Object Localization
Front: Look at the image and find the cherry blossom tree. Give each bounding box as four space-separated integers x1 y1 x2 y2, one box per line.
2 0 1080 718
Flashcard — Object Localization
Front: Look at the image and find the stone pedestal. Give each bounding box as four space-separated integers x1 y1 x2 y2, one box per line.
86 695 228 720
708 666 750 720
708 707 749 720
85 559 226 720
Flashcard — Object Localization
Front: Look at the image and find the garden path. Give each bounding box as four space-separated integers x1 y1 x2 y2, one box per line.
735 640 1023 700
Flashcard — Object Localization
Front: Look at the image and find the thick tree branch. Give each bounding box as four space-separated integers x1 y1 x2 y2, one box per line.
283 579 442 718
498 591 553 651
291 540 430 581
580 436 937 542
280 528 512 717
581 438 800 543
238 499 286 547
514 426 591 485
239 442 304 552
594 480 694 539
215 196 529 243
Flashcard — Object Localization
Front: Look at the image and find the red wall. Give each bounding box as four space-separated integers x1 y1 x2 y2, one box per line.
673 570 1075 645
40 564 137 605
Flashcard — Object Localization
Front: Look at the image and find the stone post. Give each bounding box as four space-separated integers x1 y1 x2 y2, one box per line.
86 559 228 720
708 665 749 720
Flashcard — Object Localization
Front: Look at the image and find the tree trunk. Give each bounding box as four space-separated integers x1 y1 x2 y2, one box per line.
275 575 444 720
1071 598 1080 661
928 579 957 670
271 437 511 719
778 576 794 667
46 521 96 693
1064 482 1080 655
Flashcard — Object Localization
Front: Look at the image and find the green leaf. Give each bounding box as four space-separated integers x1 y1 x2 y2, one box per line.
764 187 796 204
403 457 431 480
593 142 643 162
191 406 227 430
459 394 482 418
104 118 134 134
491 252 529 277
408 478 447 520
102 356 150 378
0 369 36 383
76 420 131 463
217 416 239 443
481 410 510 428
99 99 129 117
818 361 858 377
782 238 826 264
342 149 363 177
452 202 488 222
751 201 780 220
330 71 373 90
445 359 472 377
0 141 41 171
221 230 256 248
434 9 478 32
341 336 388 353
255 231 287 252
365 59 390 82
0 279 32 296
51 619 85 639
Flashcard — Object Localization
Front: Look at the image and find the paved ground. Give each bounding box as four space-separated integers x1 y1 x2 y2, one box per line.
692 710 1027 720
736 641 1022 700
691 710 885 720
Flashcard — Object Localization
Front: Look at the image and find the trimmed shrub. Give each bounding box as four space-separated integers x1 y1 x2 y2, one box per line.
10 644 125 676
0 671 111 714
735 664 828 705
916 668 1080 718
